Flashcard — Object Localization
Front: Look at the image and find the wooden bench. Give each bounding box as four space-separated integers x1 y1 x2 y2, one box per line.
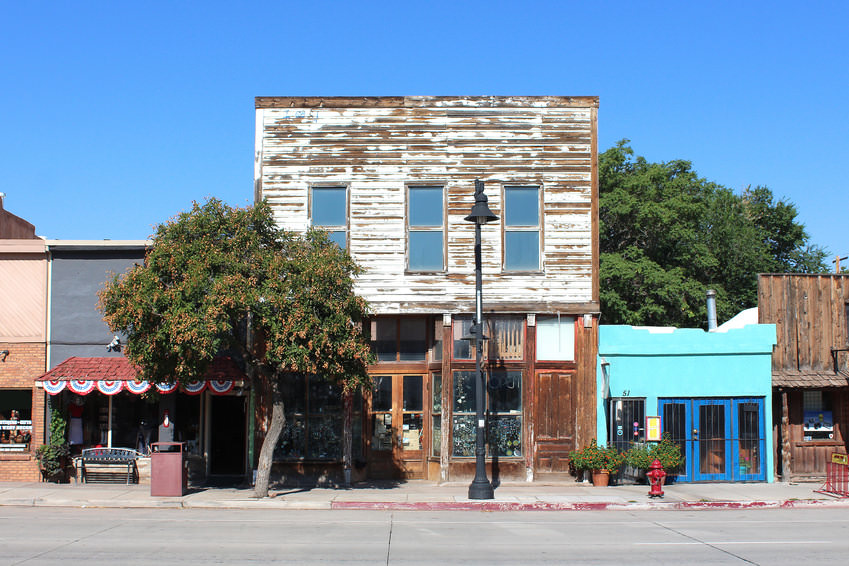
79 447 140 484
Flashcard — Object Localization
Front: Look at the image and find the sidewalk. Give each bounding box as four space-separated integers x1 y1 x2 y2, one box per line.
1 480 847 511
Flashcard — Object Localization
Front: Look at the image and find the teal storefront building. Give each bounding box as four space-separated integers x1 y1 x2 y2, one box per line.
597 321 777 482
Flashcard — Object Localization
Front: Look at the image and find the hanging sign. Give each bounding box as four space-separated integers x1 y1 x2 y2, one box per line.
646 416 662 442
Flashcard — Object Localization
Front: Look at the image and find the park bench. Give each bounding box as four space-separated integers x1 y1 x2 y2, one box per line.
79 447 140 484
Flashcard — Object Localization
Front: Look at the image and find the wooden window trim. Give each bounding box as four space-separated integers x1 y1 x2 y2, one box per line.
501 184 543 273
405 184 446 273
309 184 349 249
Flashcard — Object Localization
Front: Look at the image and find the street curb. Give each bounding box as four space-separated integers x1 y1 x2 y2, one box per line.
330 498 849 512
3 497 849 512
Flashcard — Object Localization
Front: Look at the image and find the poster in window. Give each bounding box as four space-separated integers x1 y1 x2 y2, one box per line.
645 416 662 441
803 411 833 432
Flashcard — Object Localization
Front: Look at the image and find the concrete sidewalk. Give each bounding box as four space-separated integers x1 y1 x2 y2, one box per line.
1 480 847 511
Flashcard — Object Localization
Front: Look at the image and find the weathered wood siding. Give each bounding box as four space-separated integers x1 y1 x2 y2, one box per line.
758 274 849 374
759 274 849 479
255 96 599 315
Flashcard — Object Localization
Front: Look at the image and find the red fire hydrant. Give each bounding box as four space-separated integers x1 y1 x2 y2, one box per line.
647 459 666 498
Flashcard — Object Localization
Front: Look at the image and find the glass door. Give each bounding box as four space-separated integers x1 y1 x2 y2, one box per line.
368 374 426 479
693 399 732 481
732 398 765 481
658 399 692 482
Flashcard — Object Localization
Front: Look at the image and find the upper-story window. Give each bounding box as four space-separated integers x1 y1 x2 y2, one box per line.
503 186 540 271
407 186 444 271
311 186 347 248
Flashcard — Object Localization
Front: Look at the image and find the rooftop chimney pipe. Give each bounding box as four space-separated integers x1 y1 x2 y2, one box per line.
706 289 717 331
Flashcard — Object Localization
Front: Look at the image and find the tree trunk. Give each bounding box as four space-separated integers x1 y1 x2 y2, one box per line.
254 373 286 498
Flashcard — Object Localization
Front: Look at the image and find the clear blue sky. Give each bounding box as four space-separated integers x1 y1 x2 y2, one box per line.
2 1 846 262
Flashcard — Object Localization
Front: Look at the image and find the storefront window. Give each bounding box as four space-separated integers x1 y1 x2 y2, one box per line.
431 319 443 362
452 316 473 360
802 390 833 441
487 370 522 457
275 375 354 460
485 316 524 361
0 389 32 453
372 317 428 362
431 373 442 457
452 370 522 457
453 316 524 361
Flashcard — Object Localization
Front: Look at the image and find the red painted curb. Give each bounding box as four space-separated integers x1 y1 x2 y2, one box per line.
329 499 849 512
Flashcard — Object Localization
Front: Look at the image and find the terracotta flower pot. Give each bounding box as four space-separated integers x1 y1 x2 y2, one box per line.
591 469 610 487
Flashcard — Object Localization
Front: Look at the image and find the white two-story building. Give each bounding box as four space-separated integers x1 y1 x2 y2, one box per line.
254 96 599 483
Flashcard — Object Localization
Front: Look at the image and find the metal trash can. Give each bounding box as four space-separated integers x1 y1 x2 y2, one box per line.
150 442 187 496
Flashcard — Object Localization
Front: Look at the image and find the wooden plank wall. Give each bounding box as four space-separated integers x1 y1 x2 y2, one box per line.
758 274 849 373
255 96 599 316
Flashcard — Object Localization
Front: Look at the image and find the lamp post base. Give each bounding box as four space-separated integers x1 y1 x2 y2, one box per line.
468 477 494 500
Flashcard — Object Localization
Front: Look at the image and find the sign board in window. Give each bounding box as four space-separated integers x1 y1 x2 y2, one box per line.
645 416 662 442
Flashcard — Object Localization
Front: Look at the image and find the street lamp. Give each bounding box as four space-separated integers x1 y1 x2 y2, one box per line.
463 179 498 500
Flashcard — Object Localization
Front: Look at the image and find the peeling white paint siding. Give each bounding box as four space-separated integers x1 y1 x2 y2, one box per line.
255 97 599 315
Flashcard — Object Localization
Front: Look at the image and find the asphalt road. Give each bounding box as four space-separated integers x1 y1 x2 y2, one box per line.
2 507 848 565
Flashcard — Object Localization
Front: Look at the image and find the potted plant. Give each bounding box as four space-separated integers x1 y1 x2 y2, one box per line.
35 408 71 483
569 439 625 486
625 433 683 483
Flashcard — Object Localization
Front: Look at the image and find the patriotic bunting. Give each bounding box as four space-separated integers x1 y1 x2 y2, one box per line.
182 380 207 395
42 380 67 395
96 380 124 395
68 380 96 395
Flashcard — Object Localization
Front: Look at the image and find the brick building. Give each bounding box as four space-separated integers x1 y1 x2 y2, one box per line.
0 195 47 480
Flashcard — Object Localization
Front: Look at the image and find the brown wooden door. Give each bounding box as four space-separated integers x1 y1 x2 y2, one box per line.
367 374 426 479
534 371 574 473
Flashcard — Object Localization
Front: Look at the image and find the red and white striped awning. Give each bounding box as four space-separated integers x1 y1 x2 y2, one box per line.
36 357 244 396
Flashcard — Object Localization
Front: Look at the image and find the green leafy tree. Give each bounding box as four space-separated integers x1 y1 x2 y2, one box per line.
600 141 827 327
99 198 373 497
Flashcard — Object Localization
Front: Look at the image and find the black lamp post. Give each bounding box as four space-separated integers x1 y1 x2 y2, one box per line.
464 179 498 500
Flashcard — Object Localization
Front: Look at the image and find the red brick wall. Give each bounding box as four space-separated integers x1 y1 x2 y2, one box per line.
0 341 46 481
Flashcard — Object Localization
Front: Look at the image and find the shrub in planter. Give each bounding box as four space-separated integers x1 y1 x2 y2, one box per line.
569 439 625 474
35 409 71 483
625 433 683 474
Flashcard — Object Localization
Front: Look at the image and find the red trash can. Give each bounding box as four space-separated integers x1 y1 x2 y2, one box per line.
150 442 187 496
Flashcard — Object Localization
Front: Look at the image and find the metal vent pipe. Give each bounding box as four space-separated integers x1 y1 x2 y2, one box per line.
706 289 717 331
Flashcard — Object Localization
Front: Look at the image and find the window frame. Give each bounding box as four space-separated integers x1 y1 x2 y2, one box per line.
370 316 430 363
309 184 349 249
535 315 576 361
406 184 446 272
502 184 542 272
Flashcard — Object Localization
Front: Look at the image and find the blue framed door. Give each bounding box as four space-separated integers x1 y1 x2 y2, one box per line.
658 397 766 482
658 399 693 483
732 398 766 481
693 399 732 481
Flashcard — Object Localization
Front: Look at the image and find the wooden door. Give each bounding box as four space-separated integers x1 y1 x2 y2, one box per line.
534 372 574 473
367 374 426 479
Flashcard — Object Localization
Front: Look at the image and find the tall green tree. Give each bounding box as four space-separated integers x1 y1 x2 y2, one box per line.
98 198 372 498
599 141 827 327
